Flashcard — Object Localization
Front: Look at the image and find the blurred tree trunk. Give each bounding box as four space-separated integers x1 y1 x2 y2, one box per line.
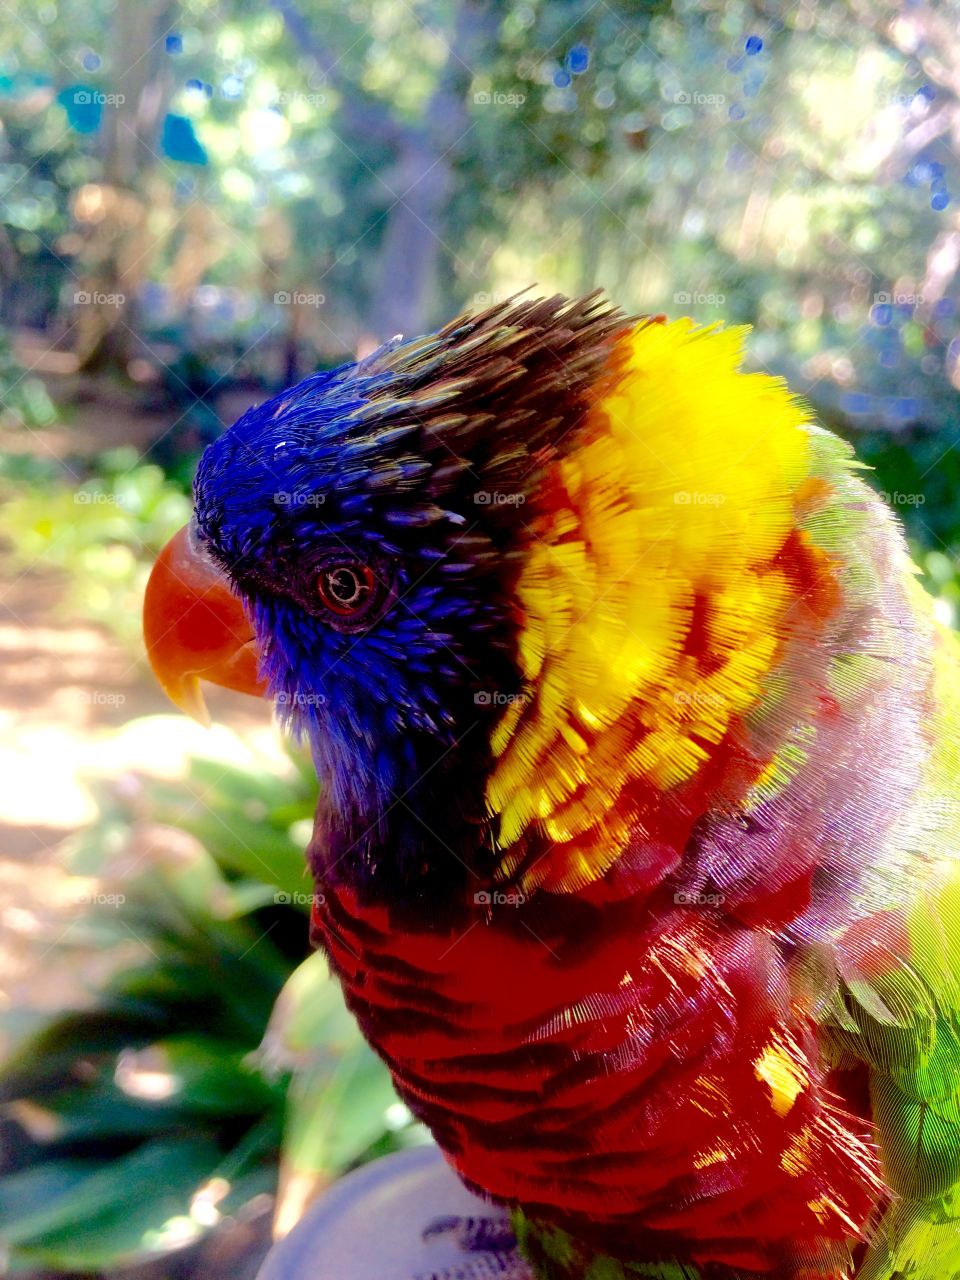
75 0 177 374
272 0 502 344
371 132 455 341
370 0 501 340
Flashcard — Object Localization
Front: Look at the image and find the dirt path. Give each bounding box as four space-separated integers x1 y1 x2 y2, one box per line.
0 552 286 1014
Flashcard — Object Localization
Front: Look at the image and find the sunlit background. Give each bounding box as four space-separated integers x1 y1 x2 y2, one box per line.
1 0 959 1276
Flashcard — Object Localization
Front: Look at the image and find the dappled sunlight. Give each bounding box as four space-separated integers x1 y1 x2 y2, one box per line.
0 610 285 833
115 1046 184 1101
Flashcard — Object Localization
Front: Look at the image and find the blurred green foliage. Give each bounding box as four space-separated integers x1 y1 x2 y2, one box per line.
0 755 421 1273
0 328 56 427
0 448 192 645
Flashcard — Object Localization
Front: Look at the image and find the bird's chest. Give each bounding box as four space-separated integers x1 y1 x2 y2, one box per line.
308 879 879 1262
310 882 664 1149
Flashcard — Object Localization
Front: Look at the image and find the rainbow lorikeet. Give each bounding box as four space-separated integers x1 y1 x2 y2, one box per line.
144 294 960 1280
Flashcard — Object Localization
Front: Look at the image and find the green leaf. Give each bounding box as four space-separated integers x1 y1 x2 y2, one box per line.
109 1035 281 1115
282 1041 401 1175
260 951 358 1072
0 1138 219 1255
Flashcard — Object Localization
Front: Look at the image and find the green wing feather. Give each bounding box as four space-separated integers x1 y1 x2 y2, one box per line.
823 619 960 1276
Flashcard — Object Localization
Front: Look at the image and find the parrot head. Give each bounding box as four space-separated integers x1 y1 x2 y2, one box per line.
144 294 629 902
146 290 839 911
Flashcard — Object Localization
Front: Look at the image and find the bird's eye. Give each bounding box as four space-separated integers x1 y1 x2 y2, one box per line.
317 563 376 615
306 552 395 632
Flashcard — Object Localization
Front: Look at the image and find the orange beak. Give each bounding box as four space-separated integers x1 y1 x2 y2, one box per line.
143 523 268 726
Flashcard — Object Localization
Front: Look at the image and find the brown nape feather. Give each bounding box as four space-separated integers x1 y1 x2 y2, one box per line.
348 290 636 565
